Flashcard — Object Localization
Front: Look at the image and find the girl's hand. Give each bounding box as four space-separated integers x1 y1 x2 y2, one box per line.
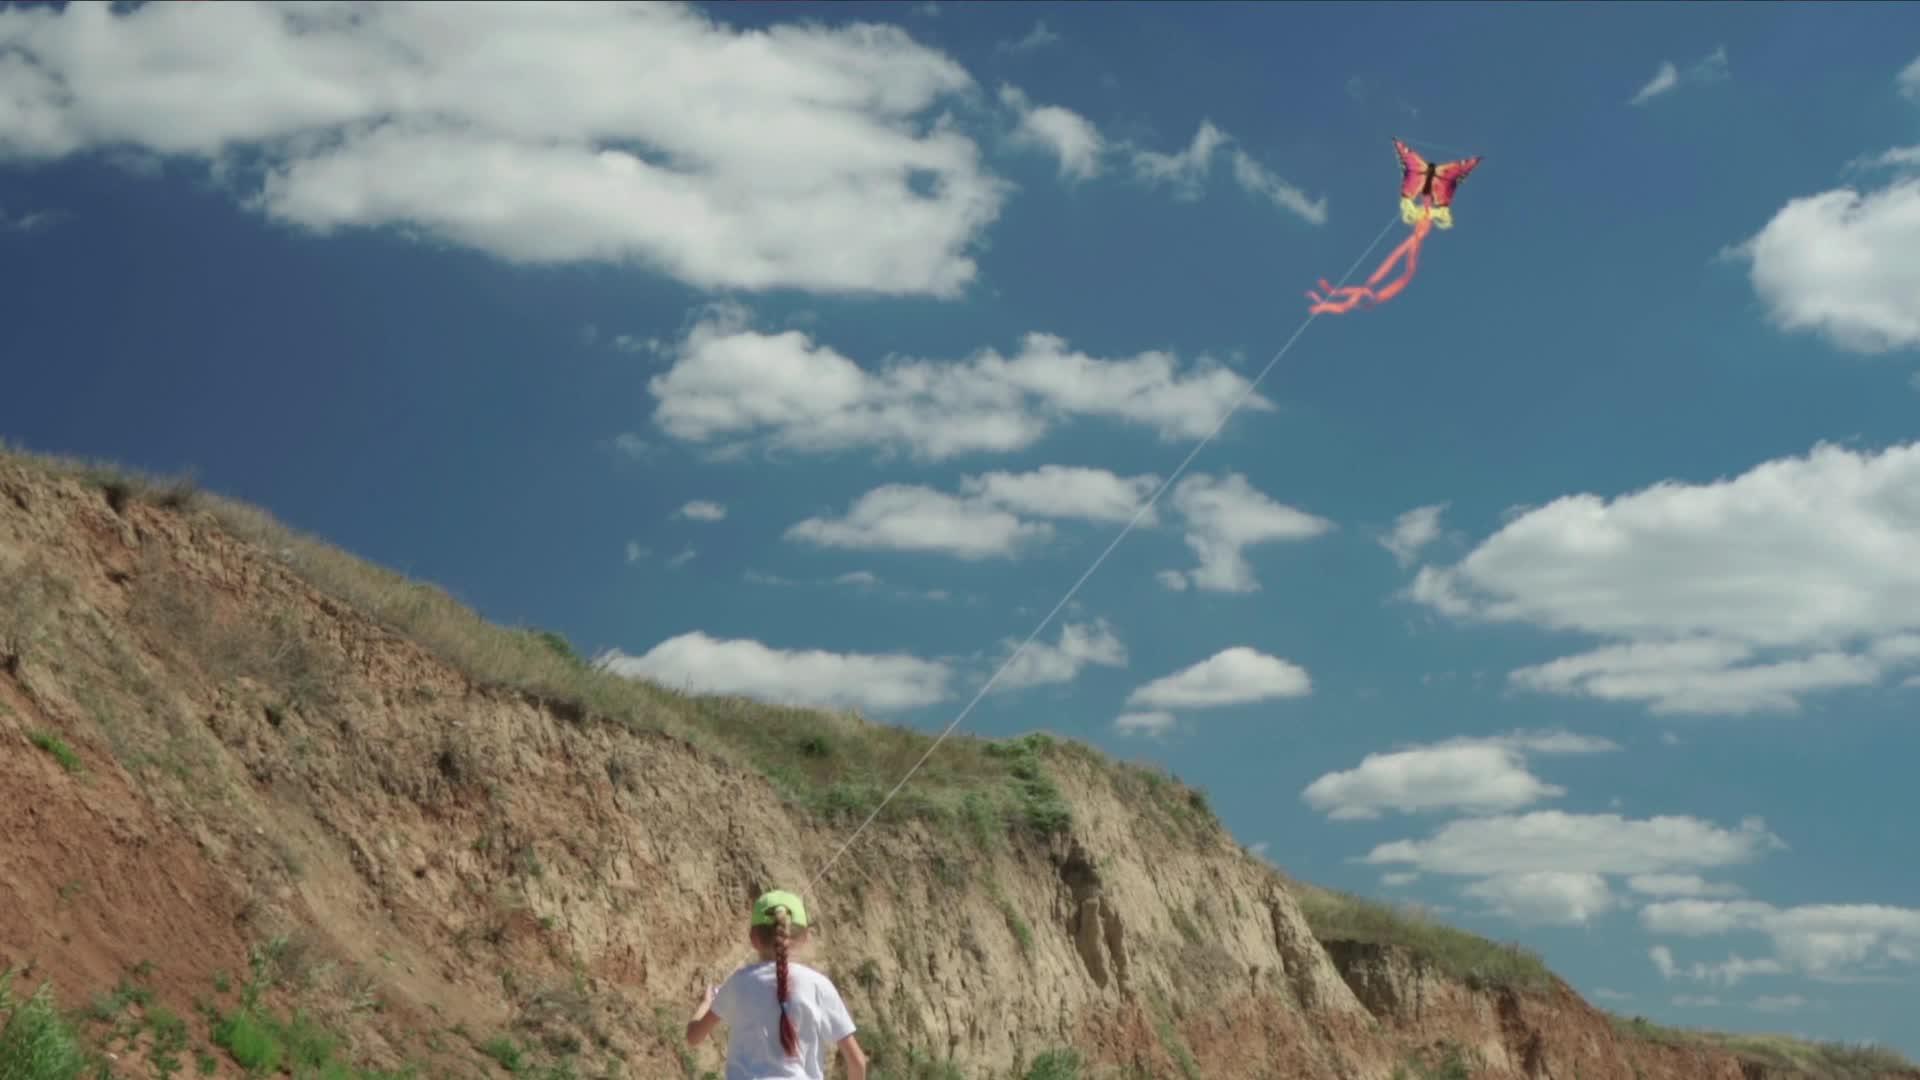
690 984 718 1020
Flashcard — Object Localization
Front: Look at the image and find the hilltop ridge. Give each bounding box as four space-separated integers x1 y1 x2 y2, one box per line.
2 444 1914 1080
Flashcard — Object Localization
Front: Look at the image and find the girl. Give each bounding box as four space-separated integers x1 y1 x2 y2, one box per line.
686 889 868 1080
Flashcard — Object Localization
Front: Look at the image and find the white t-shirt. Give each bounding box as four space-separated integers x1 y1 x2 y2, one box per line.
710 960 857 1080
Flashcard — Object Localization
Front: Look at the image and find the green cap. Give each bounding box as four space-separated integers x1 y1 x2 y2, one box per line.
751 889 808 928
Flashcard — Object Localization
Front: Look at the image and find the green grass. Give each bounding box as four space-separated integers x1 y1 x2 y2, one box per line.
0 972 94 1080
1022 1048 1082 1080
1389 1042 1472 1080
1608 1013 1916 1078
26 731 82 774
1289 882 1554 992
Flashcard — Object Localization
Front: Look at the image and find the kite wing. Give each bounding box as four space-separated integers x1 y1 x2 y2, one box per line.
1428 156 1482 208
1393 138 1428 200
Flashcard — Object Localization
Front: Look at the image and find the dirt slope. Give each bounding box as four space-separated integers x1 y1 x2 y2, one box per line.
1 452 1913 1080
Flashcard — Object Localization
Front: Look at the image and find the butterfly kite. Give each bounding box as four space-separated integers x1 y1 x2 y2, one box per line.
1306 138 1481 315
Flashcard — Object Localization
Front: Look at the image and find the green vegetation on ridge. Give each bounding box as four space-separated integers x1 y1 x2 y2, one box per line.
0 444 1220 857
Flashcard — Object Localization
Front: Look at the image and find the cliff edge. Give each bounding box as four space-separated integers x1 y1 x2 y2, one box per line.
2 448 1912 1080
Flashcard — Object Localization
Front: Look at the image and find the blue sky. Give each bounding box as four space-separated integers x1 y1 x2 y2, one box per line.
5 0 1920 1055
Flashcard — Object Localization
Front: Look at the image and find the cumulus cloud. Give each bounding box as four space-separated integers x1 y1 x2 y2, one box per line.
1301 729 1617 821
1126 646 1311 708
1628 874 1745 899
998 84 1103 183
1901 54 1920 102
1113 710 1177 738
959 465 1160 525
1411 441 1920 714
1380 502 1448 567
0 1 1006 297
1629 45 1729 106
1731 178 1920 354
784 465 1158 560
1750 994 1809 1013
597 631 950 711
1642 898 1920 981
787 484 1051 560
1463 871 1616 926
995 619 1127 691
676 500 727 522
1162 472 1333 592
648 307 1270 461
1365 811 1783 880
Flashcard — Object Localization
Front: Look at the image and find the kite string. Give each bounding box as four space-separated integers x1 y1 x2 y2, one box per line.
796 210 1406 898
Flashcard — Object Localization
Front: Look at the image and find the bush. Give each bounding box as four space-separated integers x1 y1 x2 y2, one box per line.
0 973 92 1080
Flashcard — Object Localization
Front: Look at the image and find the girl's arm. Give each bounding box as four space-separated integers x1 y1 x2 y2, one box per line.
685 986 722 1046
837 1033 868 1080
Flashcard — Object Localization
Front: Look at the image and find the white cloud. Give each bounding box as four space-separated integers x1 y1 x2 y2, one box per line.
1301 729 1617 821
1130 120 1229 201
0 1 1005 298
1155 569 1189 591
1365 811 1783 880
1672 995 1722 1008
597 631 951 711
785 465 1159 561
1114 710 1177 738
998 84 1103 183
1126 646 1311 708
1228 148 1328 225
1381 872 1419 887
787 484 1051 560
1629 45 1728 106
1641 899 1920 981
1628 874 1744 899
1900 54 1920 102
676 500 727 522
1412 441 1920 714
666 546 696 569
648 308 1270 461
1652 942 1788 986
1630 62 1680 106
1732 178 1920 354
1651 945 1678 979
1592 987 1633 1002
1848 145 1920 174
1124 119 1324 225
624 541 649 564
1164 472 1333 592
1750 994 1809 1013
1463 871 1616 926
1509 639 1882 716
1380 503 1447 567
997 21 1059 54
959 465 1159 525
995 619 1127 691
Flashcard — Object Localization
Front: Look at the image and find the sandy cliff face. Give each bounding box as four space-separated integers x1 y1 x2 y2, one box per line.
1 457 1913 1080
